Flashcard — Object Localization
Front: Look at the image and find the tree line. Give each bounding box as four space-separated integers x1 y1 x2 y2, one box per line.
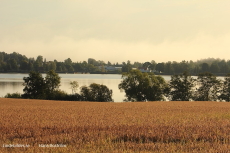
119 70 230 102
5 69 230 102
1 51 230 75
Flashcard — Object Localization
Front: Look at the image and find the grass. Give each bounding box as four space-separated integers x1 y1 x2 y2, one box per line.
1 98 230 152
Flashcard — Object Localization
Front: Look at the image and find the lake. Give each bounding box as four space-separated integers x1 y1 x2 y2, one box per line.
0 73 224 102
0 74 132 102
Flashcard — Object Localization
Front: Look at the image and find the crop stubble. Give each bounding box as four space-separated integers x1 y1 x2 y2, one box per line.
1 98 230 152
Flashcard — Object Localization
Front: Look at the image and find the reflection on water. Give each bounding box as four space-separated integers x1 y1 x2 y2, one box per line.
0 74 225 102
0 82 24 96
60 78 124 102
0 74 125 102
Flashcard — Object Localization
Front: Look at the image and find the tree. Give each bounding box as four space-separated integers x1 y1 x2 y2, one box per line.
219 73 230 101
64 58 72 65
45 70 61 95
165 61 174 74
210 62 220 73
156 63 165 73
20 60 29 71
87 64 96 72
88 58 97 65
201 63 209 72
107 61 112 66
22 71 46 99
70 81 79 94
168 71 195 101
118 69 168 102
122 61 132 72
142 62 151 69
194 72 221 101
0 52 4 63
34 56 44 72
133 61 142 68
8 59 18 71
35 55 43 67
80 83 113 102
22 70 61 99
172 61 180 74
150 60 157 70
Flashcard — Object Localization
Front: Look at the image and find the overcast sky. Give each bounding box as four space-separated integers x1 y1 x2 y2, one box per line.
1 0 230 63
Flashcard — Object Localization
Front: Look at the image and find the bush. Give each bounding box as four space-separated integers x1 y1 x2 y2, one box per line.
47 90 82 101
5 92 22 98
119 69 168 101
80 83 113 102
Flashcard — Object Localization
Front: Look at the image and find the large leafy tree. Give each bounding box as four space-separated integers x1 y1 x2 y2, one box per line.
22 70 61 99
168 71 195 101
118 69 168 102
219 73 230 101
45 70 61 95
22 71 46 99
194 72 221 101
80 83 113 102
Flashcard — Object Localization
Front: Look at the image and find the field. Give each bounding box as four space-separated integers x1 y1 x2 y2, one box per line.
1 99 230 153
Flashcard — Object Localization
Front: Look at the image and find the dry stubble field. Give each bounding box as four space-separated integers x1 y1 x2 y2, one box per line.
1 98 230 153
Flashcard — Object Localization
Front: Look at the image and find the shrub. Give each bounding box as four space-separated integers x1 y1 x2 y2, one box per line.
80 83 113 102
5 92 22 98
47 90 82 101
119 69 168 101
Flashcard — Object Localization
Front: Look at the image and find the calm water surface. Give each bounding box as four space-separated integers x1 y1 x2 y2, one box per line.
0 74 126 102
0 74 224 102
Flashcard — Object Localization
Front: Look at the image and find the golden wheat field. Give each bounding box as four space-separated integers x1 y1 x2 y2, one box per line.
1 99 230 153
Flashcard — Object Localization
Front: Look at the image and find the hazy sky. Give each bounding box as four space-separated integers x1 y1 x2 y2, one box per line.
1 0 230 63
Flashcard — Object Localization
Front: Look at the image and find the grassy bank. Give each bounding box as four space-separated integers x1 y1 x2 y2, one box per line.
1 99 230 152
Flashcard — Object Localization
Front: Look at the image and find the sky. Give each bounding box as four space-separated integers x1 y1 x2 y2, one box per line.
1 0 230 63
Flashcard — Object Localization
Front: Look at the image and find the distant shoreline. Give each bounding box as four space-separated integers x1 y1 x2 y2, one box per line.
0 72 228 77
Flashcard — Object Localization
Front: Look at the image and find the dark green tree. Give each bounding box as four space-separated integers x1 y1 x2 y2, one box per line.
45 70 61 95
156 63 165 73
165 61 174 74
172 61 180 74
201 63 209 72
150 60 157 70
20 60 29 71
22 70 61 99
80 83 113 102
64 58 72 65
0 52 4 63
168 71 195 101
87 64 96 72
8 59 18 71
34 55 43 71
88 58 97 65
22 71 46 99
210 62 220 73
118 69 168 102
219 73 230 101
194 72 221 101
48 61 57 71
142 62 151 69
133 61 142 68
107 61 112 66
122 61 132 72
